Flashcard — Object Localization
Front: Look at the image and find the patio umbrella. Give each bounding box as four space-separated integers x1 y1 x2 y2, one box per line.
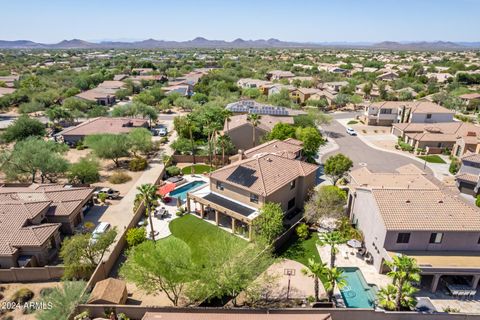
158 183 175 197
347 239 362 248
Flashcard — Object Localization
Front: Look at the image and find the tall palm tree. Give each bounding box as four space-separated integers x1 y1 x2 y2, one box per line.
385 254 421 311
301 258 324 302
318 231 347 268
217 135 230 165
323 266 347 303
184 115 197 175
223 109 233 133
136 183 158 241
247 113 261 148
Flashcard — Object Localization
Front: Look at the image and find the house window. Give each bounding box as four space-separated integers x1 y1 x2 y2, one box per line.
429 233 443 244
290 180 296 190
396 233 410 244
216 181 224 191
288 198 295 210
250 193 258 204
426 113 432 119
380 109 392 114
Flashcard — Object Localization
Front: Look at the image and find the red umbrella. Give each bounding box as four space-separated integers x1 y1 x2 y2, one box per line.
158 183 175 196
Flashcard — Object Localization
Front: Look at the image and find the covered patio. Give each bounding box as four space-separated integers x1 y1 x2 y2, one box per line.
186 191 258 240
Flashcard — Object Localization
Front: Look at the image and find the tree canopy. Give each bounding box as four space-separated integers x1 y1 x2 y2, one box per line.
84 133 130 167
1 115 46 143
323 153 353 185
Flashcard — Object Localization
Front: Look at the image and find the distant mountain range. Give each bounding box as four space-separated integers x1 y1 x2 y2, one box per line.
0 38 479 50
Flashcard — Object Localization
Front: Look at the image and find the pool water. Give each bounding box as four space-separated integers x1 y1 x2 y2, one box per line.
339 267 377 308
169 180 206 202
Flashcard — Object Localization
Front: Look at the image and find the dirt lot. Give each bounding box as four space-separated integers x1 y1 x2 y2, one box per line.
0 282 61 320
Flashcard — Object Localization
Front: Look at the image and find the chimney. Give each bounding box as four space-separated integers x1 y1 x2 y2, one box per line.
238 149 245 161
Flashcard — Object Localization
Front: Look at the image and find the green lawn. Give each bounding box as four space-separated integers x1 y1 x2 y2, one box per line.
168 214 247 263
181 164 214 175
279 233 321 267
417 155 446 164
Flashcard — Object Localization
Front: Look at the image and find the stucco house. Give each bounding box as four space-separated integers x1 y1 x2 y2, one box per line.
187 153 318 239
266 70 295 81
223 114 294 152
0 184 94 268
75 80 126 106
455 153 480 196
348 165 480 293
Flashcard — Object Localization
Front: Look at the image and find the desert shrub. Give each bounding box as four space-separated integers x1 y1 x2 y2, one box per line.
166 165 181 177
40 287 54 297
108 171 132 184
296 223 309 240
347 120 358 125
449 157 460 174
126 227 147 247
10 288 34 304
129 157 148 171
398 141 414 152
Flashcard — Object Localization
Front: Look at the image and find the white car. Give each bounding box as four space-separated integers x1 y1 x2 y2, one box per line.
90 222 111 243
346 127 357 136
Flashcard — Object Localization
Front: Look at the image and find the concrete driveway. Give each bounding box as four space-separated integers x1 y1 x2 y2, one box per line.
321 112 430 173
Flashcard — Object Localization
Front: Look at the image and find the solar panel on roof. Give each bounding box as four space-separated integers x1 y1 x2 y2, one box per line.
226 166 258 187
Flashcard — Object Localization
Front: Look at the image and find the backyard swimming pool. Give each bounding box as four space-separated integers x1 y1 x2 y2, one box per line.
340 267 378 308
169 180 206 202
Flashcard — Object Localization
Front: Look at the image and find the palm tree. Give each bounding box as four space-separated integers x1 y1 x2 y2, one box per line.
247 113 261 147
318 231 347 268
217 135 230 165
184 116 197 175
136 183 158 241
323 266 347 303
223 109 233 133
377 284 397 311
301 258 324 302
385 254 421 311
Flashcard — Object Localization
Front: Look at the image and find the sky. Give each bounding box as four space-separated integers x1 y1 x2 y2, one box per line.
1 0 479 43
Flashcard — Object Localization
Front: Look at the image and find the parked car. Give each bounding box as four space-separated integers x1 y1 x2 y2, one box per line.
93 187 120 199
158 127 168 136
90 222 111 243
346 127 357 136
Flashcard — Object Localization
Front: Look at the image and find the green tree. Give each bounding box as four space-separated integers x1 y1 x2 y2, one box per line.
323 266 347 302
247 113 261 147
128 128 153 156
67 157 100 184
216 135 235 165
333 93 350 107
184 115 197 166
295 126 324 157
318 231 346 268
324 153 353 185
301 258 324 302
304 185 347 224
1 137 69 183
120 237 193 306
268 123 296 140
377 284 397 311
60 228 117 279
136 183 158 241
252 202 284 246
384 254 420 311
2 115 46 143
36 281 88 320
126 227 147 247
85 134 130 167
46 106 73 125
187 240 273 306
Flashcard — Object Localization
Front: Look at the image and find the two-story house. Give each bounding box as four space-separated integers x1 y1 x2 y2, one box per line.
348 165 480 293
456 153 480 196
186 153 318 239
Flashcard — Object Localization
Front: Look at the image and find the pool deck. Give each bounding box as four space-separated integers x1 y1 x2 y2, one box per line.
147 174 209 240
317 242 391 304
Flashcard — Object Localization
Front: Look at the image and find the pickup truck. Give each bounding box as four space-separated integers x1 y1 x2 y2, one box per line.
93 187 120 200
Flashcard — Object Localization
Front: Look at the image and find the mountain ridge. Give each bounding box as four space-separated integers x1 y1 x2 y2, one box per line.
0 38 479 50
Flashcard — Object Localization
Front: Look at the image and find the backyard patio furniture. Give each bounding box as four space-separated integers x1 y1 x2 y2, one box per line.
347 239 362 248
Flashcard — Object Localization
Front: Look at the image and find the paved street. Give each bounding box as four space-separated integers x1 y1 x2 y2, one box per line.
320 112 431 173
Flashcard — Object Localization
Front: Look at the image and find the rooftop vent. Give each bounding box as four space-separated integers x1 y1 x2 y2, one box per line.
405 200 411 203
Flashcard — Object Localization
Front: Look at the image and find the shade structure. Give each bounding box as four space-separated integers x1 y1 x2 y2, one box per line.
347 239 362 248
158 183 175 196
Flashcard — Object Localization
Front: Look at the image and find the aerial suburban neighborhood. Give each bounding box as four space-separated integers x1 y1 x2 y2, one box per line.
1 1 480 320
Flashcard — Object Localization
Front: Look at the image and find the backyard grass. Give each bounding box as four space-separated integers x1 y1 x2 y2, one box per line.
181 164 214 175
279 233 321 267
417 155 446 164
168 214 247 263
